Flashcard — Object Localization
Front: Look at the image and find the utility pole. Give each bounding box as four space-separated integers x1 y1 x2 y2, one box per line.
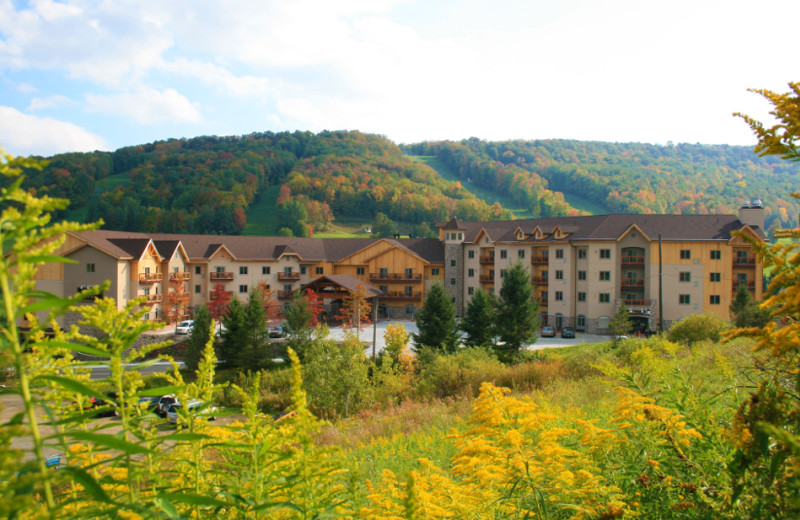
658 234 664 332
372 296 378 360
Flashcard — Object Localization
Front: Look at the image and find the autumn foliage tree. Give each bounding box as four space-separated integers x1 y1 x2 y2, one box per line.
162 274 190 325
337 283 372 340
207 283 232 320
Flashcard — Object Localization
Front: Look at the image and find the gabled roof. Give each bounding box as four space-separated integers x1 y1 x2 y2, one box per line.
107 238 157 261
302 275 382 298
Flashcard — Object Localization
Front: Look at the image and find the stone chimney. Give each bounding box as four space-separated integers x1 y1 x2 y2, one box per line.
738 199 765 231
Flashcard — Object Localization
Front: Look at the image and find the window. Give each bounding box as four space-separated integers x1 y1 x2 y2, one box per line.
555 291 563 301
679 294 691 305
679 272 691 282
680 249 691 260
195 266 201 275
600 249 611 259
468 287 474 295
239 266 248 275
578 270 586 281
500 269 507 278
283 284 292 293
451 278 456 285
283 267 292 274
451 259 457 267
262 266 270 275
599 271 610 281
578 292 586 302
432 268 440 276
300 266 306 275
468 250 475 259
316 267 324 275
379 285 388 294
239 285 248 294
578 248 587 259
556 249 564 259
86 263 95 273
555 270 564 280
710 295 721 305
710 272 721 282
143 288 150 296
404 286 413 296
599 293 610 303
405 305 414 316
405 268 414 278
458 233 463 240
518 249 525 259
577 315 586 329
194 285 201 294
356 267 365 275
541 291 548 301
468 268 475 277
500 250 508 259
710 250 721 260
144 267 150 274
379 267 388 276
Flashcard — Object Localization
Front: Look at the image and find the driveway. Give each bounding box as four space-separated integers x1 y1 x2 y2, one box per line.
325 320 609 354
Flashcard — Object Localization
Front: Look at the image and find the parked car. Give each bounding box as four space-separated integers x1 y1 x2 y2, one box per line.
175 320 194 335
269 324 286 338
540 326 556 338
154 395 178 417
166 399 217 425
560 327 576 339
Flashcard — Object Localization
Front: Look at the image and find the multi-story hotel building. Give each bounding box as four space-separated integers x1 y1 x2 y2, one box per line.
39 203 764 334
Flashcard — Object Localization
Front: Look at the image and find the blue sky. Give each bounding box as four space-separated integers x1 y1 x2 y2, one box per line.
1 0 798 157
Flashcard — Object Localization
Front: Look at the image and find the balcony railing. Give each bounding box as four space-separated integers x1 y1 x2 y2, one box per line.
479 256 495 265
277 290 293 299
532 276 549 286
479 274 494 283
142 294 162 305
733 281 756 291
277 272 301 281
620 279 645 289
369 273 422 282
210 272 234 281
733 257 755 267
532 256 549 265
139 272 162 283
383 291 422 301
169 272 190 281
623 299 651 306
621 256 645 267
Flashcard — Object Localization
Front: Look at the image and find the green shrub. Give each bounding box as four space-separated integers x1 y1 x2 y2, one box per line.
417 347 505 398
667 313 729 345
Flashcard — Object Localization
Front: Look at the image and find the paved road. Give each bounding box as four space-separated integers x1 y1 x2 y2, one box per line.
87 361 185 380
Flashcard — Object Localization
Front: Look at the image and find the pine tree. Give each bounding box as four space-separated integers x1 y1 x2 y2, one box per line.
185 305 213 372
220 297 247 368
608 304 632 339
412 283 459 353
460 288 496 348
495 262 539 361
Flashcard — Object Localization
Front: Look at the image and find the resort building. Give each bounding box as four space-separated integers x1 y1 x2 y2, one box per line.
40 203 765 334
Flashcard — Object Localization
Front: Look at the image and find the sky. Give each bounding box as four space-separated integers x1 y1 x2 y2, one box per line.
0 0 798 157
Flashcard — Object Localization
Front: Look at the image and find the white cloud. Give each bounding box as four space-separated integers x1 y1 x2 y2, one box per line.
28 94 73 110
0 106 107 156
85 88 202 125
161 58 273 97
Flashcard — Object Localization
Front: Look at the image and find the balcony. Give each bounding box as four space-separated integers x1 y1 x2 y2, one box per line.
277 272 301 281
277 290 293 299
479 255 495 265
210 290 233 299
620 279 645 290
621 256 645 267
479 274 494 284
169 272 190 282
532 256 548 265
142 294 162 305
623 299 651 306
733 257 755 267
532 276 549 286
210 272 234 281
369 272 422 283
383 291 422 301
733 281 756 291
139 272 162 283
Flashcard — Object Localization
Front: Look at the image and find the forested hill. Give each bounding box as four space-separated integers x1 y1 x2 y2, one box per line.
405 138 800 235
20 131 521 237
19 131 800 237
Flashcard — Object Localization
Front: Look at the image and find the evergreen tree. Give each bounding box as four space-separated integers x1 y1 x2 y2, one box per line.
240 286 270 367
372 212 398 238
412 283 459 353
608 304 633 339
495 262 539 361
284 290 314 359
460 288 496 348
730 284 770 328
185 305 213 372
220 297 247 368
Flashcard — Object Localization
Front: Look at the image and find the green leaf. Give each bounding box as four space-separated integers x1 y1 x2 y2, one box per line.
252 501 304 513
37 375 106 401
128 357 163 372
25 255 76 265
66 432 150 455
61 466 113 504
159 492 230 508
163 433 212 442
6 411 24 426
32 340 109 358
154 497 180 518
135 385 184 397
